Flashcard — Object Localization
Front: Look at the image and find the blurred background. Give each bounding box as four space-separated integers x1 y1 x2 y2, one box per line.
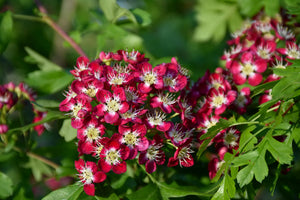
0 0 235 87
0 0 299 199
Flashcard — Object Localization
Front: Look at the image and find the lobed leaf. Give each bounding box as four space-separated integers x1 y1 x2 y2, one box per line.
59 119 77 142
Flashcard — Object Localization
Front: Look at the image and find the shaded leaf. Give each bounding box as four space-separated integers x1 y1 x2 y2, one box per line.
26 156 53 181
0 11 13 54
126 184 161 200
132 8 152 27
99 0 137 24
42 184 83 200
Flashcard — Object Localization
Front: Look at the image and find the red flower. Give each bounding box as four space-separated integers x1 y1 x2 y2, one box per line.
95 87 129 124
98 138 129 174
75 159 106 196
231 52 267 86
138 135 165 173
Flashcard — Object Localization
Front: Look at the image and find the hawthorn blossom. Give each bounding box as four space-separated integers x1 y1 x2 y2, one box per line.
75 159 106 196
95 87 129 124
139 135 165 173
98 138 129 174
231 52 267 86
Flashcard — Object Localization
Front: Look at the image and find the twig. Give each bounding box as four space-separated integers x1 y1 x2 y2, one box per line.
13 146 59 169
33 0 87 57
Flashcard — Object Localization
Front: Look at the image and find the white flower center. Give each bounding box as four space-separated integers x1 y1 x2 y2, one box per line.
224 130 239 147
212 95 226 108
143 72 157 85
80 168 94 184
106 149 121 165
106 99 120 112
86 127 99 141
242 63 254 76
72 104 82 117
123 132 138 146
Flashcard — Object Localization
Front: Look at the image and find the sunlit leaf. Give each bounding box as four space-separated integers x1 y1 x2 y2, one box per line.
59 119 77 142
0 171 13 199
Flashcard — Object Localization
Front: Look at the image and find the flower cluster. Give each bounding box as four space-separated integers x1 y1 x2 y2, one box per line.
202 15 297 178
0 82 47 135
60 50 195 195
61 14 298 195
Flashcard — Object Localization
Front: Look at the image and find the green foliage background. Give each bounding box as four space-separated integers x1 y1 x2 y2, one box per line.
0 0 300 199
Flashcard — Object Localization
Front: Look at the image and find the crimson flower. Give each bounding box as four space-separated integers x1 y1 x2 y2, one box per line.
75 159 106 196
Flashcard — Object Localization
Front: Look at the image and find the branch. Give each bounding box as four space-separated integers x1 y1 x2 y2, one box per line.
33 0 87 57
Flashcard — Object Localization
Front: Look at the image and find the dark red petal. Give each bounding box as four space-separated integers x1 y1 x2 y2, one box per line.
104 112 119 124
113 87 126 101
254 59 267 73
230 61 242 74
157 121 172 132
119 102 129 114
180 156 194 167
167 157 178 167
232 73 246 85
248 73 263 86
137 139 148 152
75 159 85 172
138 152 147 164
112 161 127 174
98 159 112 173
145 160 156 174
153 64 166 76
71 118 84 129
241 52 253 63
93 171 107 183
84 184 95 196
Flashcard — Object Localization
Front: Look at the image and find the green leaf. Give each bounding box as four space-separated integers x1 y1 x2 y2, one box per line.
197 118 233 159
59 119 77 142
238 0 263 17
211 174 235 200
26 69 74 94
42 184 83 200
194 0 242 42
251 80 279 98
0 11 13 54
25 47 73 93
132 8 152 27
7 110 66 134
236 139 269 187
25 47 62 71
238 125 257 152
99 0 137 24
34 99 60 109
95 193 119 200
292 127 300 147
157 182 212 199
26 156 53 181
272 71 300 100
232 151 259 167
265 133 293 164
263 0 280 17
0 171 13 199
126 184 161 200
13 188 31 200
